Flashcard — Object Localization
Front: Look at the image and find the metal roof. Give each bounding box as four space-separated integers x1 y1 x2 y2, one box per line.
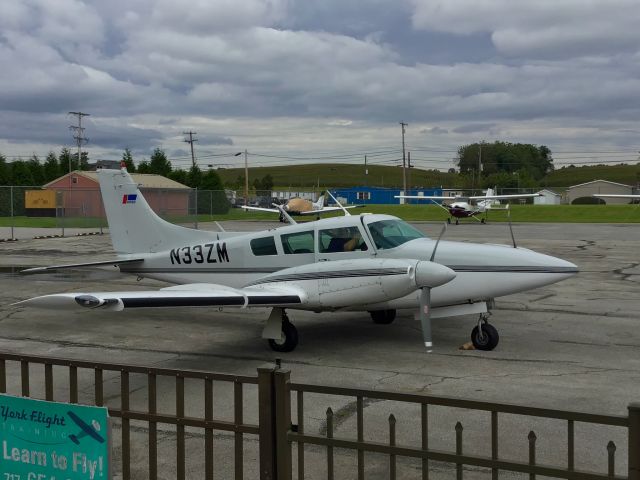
44 170 189 189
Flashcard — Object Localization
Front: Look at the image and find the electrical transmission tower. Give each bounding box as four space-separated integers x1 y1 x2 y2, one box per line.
68 111 90 176
183 131 198 168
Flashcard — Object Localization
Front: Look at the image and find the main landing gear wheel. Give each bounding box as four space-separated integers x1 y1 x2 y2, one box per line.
471 323 499 351
369 309 396 324
481 218 486 224
268 319 299 352
455 219 460 225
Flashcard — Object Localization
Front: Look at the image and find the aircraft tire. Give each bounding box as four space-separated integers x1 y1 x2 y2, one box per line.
471 323 499 351
370 309 396 324
268 321 299 352
455 219 459 225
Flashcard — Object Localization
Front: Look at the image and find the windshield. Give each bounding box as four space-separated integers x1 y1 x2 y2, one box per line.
367 219 426 250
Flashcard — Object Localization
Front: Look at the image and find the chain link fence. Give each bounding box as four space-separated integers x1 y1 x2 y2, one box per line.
0 186 236 240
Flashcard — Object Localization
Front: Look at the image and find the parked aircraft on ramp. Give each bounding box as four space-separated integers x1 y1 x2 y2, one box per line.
15 167 577 353
396 188 541 224
241 194 360 221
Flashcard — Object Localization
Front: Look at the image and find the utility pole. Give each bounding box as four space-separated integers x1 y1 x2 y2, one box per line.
244 149 249 206
183 131 198 168
68 111 90 187
407 151 412 195
400 122 408 195
364 155 368 186
477 141 483 195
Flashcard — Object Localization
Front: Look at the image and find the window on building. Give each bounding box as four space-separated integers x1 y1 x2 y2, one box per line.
72 176 78 184
281 231 315 254
250 236 277 256
357 191 371 200
319 226 368 253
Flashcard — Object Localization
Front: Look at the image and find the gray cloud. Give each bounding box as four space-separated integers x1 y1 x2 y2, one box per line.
0 0 639 164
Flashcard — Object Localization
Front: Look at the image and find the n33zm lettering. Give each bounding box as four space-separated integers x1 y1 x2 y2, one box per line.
169 242 229 265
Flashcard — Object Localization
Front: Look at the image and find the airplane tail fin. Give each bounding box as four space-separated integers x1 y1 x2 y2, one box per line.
478 187 499 209
313 194 325 209
98 168 213 255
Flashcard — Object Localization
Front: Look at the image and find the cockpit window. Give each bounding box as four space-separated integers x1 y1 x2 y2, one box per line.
366 219 425 249
319 226 368 253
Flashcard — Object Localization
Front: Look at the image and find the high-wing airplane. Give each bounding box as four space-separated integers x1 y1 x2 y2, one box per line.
241 193 360 221
14 167 577 353
396 188 541 224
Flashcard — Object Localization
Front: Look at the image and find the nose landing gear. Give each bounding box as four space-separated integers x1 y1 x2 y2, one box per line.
471 313 499 350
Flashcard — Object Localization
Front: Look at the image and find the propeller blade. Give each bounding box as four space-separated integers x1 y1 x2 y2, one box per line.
419 287 433 352
507 206 517 248
430 223 448 262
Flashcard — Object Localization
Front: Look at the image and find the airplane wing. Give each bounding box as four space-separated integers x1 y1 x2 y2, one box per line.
593 194 640 198
239 205 280 213
20 258 145 274
395 195 459 201
467 193 541 200
13 283 304 311
298 206 361 215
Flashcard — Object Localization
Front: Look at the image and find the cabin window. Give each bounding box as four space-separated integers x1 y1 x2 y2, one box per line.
250 236 277 256
357 191 371 200
281 231 315 254
319 226 368 253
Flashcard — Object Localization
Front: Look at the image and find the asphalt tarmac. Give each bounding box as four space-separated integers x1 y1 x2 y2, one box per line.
0 221 638 479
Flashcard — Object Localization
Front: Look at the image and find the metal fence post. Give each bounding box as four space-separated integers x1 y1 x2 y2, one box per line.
10 186 14 240
274 367 292 480
258 364 277 480
630 403 640 480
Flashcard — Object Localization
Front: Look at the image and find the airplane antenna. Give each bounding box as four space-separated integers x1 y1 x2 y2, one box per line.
430 222 447 261
326 191 351 216
506 204 517 248
272 203 297 224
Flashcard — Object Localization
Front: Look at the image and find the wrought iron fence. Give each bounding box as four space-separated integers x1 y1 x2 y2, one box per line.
1 354 638 479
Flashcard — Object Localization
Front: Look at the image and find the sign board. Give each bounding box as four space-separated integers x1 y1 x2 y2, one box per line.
1 394 109 479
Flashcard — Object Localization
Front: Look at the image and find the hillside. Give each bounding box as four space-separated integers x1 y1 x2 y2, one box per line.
542 163 640 188
214 162 640 190
215 163 460 189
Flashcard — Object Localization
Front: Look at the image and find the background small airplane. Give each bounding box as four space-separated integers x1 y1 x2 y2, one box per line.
396 188 541 224
241 193 360 221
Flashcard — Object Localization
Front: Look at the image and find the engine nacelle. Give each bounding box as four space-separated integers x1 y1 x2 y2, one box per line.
249 258 455 310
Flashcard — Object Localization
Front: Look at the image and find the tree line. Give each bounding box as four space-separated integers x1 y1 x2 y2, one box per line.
1 141 554 192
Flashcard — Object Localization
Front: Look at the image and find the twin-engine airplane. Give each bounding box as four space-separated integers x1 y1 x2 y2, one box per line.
396 188 541 224
14 167 578 353
242 193 359 221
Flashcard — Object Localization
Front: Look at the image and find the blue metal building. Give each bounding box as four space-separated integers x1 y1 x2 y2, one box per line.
331 186 443 205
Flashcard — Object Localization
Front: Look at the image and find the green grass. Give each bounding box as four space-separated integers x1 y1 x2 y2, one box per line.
3 204 639 228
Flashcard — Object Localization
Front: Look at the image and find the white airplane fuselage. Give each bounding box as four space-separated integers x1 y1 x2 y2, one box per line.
119 214 576 312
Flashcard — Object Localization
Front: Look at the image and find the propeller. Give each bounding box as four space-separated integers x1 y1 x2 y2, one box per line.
272 203 297 224
419 223 450 352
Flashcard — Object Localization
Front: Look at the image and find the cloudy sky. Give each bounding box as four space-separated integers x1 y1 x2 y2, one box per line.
1 0 639 171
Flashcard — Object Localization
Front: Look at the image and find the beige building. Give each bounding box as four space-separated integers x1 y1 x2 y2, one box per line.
566 179 633 204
